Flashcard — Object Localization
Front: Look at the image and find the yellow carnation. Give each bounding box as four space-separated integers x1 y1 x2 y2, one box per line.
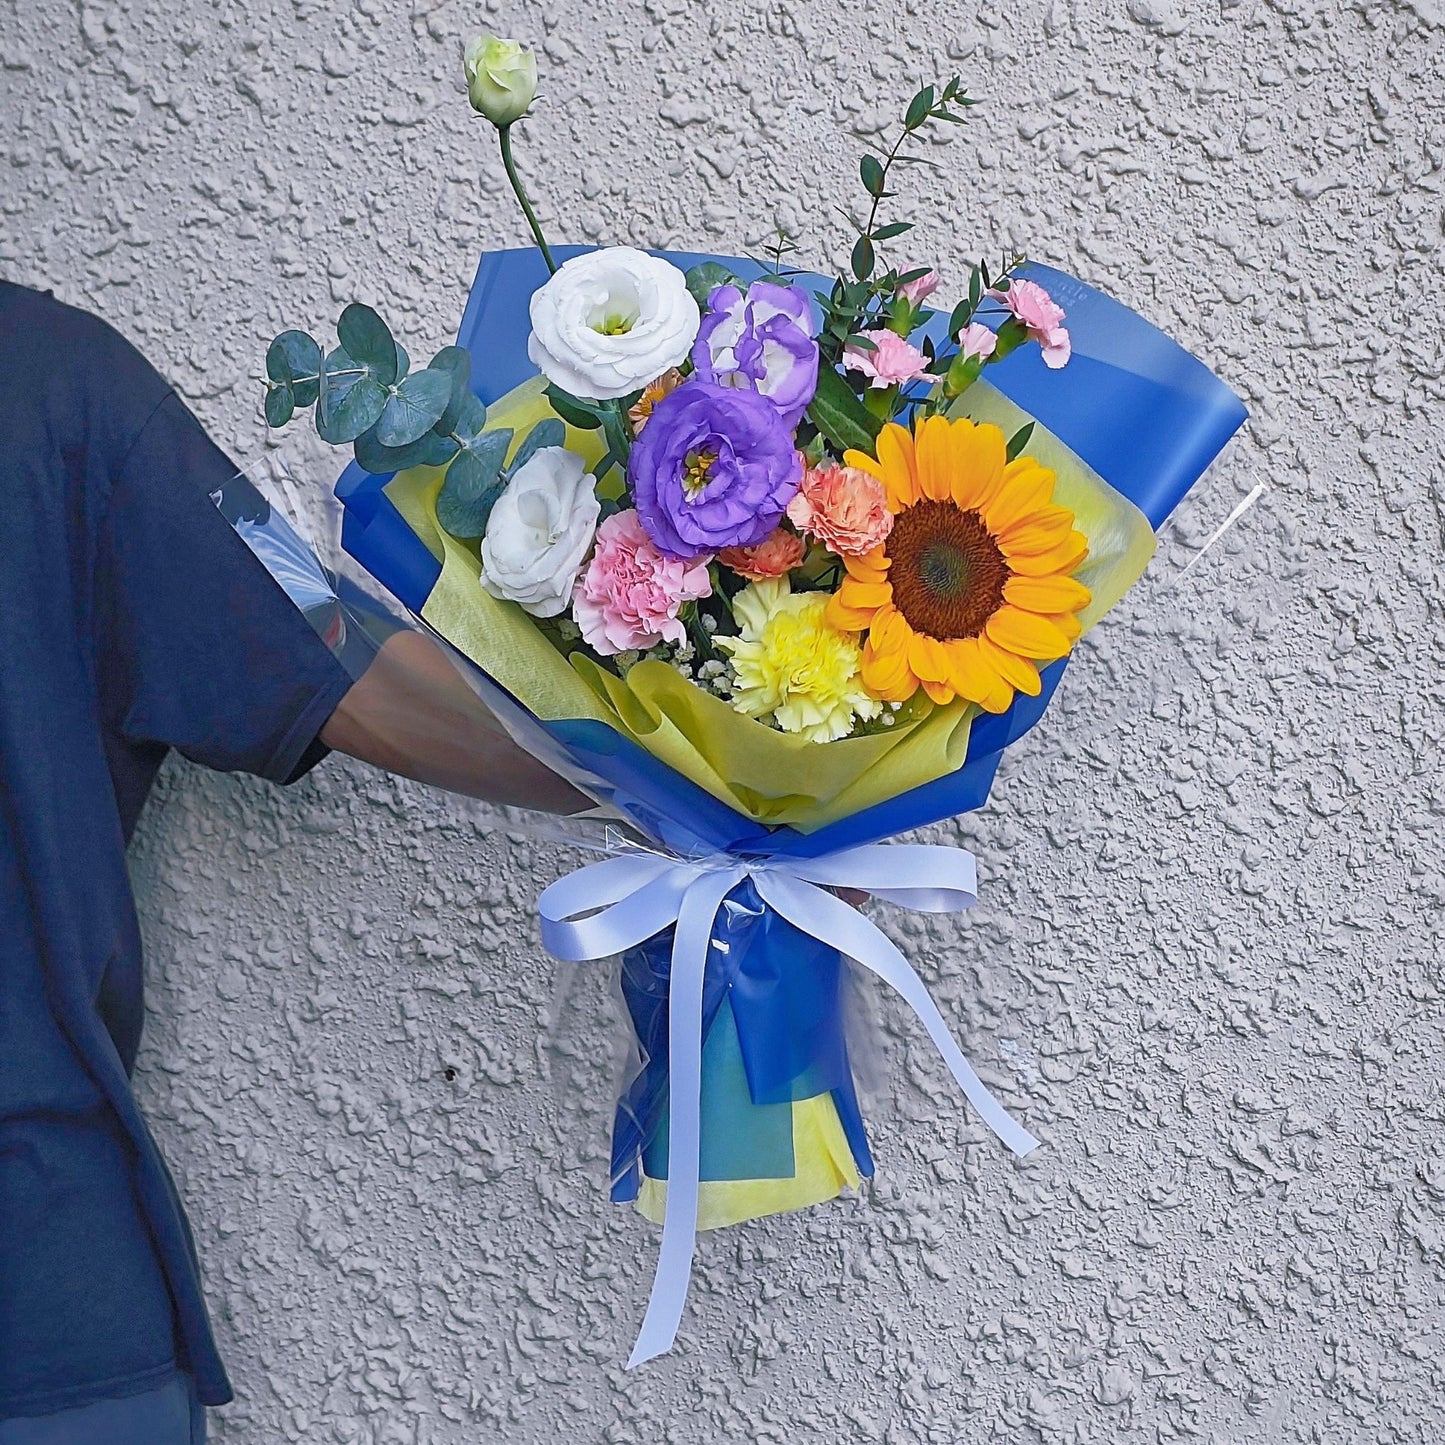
716 578 882 743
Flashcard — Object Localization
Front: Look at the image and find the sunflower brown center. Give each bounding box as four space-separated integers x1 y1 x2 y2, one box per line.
886 500 1008 640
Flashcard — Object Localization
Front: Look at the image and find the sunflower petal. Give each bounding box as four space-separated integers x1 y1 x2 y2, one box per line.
914 414 955 502
868 604 910 655
861 644 916 701
949 422 1007 511
981 463 1056 533
985 605 1074 660
845 552 891 585
975 671 1015 713
842 448 885 482
921 677 956 706
825 597 876 633
943 637 999 704
976 634 1043 696
1006 530 1090 576
908 632 953 684
874 424 919 509
1048 610 1083 642
1004 573 1092 614
837 577 893 610
862 648 912 694
996 506 1076 555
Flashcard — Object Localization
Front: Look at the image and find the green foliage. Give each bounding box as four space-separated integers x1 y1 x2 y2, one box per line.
429 346 474 435
263 384 296 428
684 261 736 309
266 330 322 408
808 364 882 455
336 303 398 385
757 226 801 278
375 368 452 447
261 307 522 523
820 75 981 382
317 345 390 444
508 418 566 474
449 392 492 448
352 426 456 474
903 86 935 131
992 315 1030 363
1005 421 1035 463
544 385 606 431
436 429 512 539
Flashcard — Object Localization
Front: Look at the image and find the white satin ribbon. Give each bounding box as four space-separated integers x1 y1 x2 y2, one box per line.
536 841 1039 1367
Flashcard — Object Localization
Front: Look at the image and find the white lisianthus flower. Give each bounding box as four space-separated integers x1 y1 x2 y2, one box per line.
463 34 537 127
527 247 701 401
480 446 600 617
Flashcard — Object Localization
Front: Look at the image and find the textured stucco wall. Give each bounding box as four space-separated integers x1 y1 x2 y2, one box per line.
4 0 1443 1438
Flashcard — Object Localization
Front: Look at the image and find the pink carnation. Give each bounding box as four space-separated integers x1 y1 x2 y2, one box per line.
842 329 937 390
897 269 940 307
720 528 806 581
991 279 1071 370
786 462 893 557
959 321 998 362
573 509 712 656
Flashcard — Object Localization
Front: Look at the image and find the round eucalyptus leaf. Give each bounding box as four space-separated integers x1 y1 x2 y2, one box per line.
506 418 566 479
393 341 410 383
375 368 453 448
353 424 457 475
436 429 512 539
263 382 296 428
336 303 398 386
266 330 322 389
450 391 491 444
318 345 389 444
429 346 474 436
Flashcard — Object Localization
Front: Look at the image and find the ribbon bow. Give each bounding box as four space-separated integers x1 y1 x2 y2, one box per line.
537 840 1039 1367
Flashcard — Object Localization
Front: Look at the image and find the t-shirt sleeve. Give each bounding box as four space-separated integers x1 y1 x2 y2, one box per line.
95 390 355 783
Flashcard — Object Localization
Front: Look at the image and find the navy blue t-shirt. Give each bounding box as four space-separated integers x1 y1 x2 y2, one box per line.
0 283 354 1416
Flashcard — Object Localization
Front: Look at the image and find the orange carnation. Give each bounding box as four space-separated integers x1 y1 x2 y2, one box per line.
719 528 806 582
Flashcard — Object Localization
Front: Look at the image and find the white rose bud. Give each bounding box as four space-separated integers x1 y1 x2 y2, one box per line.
480 446 600 617
527 247 701 402
463 34 537 127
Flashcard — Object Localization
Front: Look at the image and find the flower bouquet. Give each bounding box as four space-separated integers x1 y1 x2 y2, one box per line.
256 38 1246 1365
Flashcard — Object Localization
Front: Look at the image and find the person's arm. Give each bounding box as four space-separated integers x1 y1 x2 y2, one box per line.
320 630 589 813
99 386 587 814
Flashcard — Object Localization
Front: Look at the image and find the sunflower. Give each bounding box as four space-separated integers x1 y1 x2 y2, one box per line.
823 415 1091 713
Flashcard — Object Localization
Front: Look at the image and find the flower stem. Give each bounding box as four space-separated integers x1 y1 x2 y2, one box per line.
597 401 632 483
497 124 556 274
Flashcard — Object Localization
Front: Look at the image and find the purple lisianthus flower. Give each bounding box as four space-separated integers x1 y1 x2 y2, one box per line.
690 280 820 429
628 380 803 559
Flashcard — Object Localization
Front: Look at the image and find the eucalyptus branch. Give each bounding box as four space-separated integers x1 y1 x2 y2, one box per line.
815 78 977 371
847 78 977 286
